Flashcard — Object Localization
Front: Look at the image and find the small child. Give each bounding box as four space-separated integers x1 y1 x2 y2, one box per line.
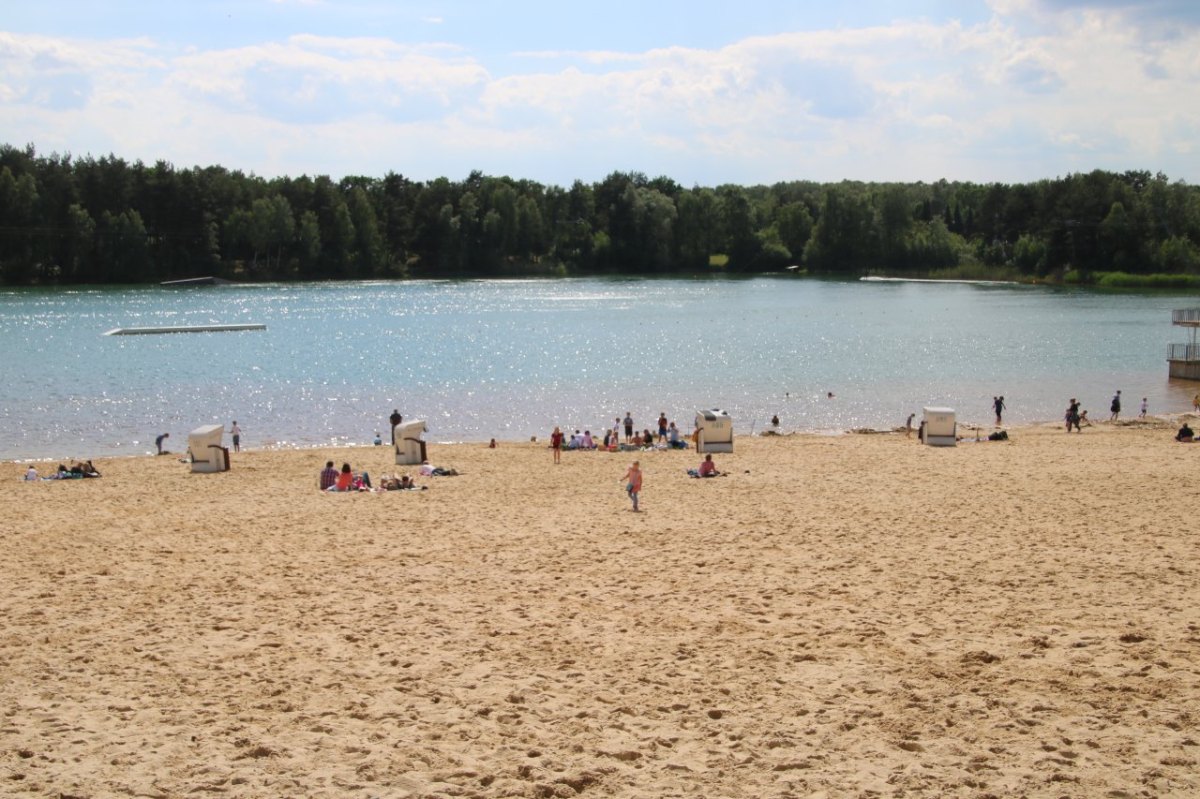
1139 397 1148 418
622 460 643 512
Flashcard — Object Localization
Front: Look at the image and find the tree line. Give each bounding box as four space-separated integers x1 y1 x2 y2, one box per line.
1 142 1198 285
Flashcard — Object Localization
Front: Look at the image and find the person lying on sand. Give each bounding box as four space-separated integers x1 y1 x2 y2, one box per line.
380 474 427 490
419 460 459 477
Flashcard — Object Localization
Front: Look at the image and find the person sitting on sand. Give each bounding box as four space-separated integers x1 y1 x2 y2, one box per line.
24 466 39 481
1176 422 1194 442
333 463 354 492
687 454 721 478
667 422 686 449
328 463 371 491
319 460 338 491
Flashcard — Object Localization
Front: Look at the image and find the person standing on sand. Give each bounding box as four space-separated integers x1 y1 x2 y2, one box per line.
389 409 402 444
1109 390 1121 421
1194 394 1200 413
623 460 643 512
993 395 1006 426
623 412 634 443
1066 398 1081 432
905 413 915 437
155 432 169 455
550 426 564 464
657 412 668 443
230 421 242 452
1140 397 1148 418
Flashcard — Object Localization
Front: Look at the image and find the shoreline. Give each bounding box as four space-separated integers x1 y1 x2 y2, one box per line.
5 411 1192 466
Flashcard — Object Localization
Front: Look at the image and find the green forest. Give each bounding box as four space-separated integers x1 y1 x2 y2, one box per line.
1 142 1199 286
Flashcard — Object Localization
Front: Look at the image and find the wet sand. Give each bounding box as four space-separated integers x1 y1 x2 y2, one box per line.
2 420 1198 797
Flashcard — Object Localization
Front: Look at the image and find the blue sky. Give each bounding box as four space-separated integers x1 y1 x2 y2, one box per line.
2 1 1198 186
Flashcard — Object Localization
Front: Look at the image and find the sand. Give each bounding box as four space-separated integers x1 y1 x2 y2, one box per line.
2 420 1198 798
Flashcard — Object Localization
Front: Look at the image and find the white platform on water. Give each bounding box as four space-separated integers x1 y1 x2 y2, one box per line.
104 323 266 336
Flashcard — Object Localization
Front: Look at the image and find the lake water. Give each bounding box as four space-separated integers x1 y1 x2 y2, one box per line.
2 276 1196 460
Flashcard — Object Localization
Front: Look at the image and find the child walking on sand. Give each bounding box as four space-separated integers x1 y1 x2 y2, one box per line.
623 460 643 512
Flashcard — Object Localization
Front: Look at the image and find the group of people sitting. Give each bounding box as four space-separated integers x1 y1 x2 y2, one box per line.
319 459 459 491
559 424 691 452
320 461 372 491
628 424 690 450
24 461 101 481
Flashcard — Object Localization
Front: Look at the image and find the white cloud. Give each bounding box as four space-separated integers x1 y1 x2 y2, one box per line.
1 7 1198 185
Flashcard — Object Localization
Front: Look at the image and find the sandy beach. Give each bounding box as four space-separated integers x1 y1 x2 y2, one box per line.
2 420 1198 798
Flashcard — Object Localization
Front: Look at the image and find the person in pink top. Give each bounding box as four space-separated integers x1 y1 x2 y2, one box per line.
623 460 643 512
698 453 719 477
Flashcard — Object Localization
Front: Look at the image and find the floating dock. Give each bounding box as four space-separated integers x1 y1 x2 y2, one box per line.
160 276 232 286
104 323 266 336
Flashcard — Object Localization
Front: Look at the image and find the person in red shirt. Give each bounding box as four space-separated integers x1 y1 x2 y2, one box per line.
550 426 564 464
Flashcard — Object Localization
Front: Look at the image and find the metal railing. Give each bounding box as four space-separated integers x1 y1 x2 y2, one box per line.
1172 309 1200 325
1169 343 1200 361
